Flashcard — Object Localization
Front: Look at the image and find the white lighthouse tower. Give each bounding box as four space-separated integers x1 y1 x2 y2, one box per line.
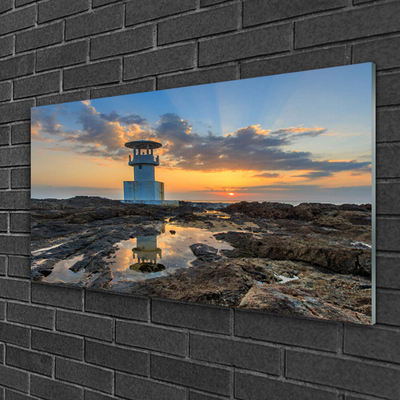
123 140 178 206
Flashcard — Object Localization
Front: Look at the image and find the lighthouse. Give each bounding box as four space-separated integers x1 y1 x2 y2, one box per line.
123 140 178 206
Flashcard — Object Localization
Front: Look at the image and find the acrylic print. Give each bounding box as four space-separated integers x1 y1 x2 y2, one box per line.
31 63 375 324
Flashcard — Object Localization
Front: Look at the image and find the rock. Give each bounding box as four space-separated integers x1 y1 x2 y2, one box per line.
170 230 176 235
190 243 221 262
215 231 371 276
238 284 370 324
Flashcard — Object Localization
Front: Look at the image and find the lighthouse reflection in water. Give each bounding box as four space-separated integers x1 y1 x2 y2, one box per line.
130 226 165 274
108 224 233 283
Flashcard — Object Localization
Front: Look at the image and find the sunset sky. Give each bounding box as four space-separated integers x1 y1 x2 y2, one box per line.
31 63 374 203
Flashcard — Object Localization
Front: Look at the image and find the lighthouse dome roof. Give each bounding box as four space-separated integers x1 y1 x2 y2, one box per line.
125 140 162 149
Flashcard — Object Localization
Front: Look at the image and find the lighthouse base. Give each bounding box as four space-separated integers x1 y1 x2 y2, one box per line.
123 181 179 206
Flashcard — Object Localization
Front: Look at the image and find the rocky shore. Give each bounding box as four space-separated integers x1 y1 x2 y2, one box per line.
31 197 372 324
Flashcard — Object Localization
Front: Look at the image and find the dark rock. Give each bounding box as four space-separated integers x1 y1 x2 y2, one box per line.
190 243 221 262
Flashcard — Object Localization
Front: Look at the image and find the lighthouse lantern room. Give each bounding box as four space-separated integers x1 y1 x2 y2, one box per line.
123 140 177 206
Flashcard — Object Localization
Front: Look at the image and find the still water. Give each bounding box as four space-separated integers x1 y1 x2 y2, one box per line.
109 223 233 283
43 223 233 285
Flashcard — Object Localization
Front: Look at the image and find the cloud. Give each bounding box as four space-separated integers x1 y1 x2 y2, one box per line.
33 105 370 178
253 172 282 179
154 117 370 176
293 171 333 179
99 110 147 126
33 102 154 161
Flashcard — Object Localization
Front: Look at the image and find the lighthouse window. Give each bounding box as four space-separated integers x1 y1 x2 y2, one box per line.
139 165 142 169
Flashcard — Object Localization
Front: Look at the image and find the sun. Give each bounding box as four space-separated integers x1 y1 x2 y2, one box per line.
229 193 234 196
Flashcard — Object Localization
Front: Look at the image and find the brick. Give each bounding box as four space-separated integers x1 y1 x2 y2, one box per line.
0 191 30 210
11 124 30 145
286 350 400 399
85 340 148 375
37 41 88 72
241 46 346 79
8 256 30 278
16 0 36 5
93 0 119 7
0 278 29 300
116 373 186 400
91 79 154 99
0 235 29 255
116 320 186 356
0 0 12 14
354 36 400 71
376 255 400 290
199 24 291 66
16 22 63 53
344 395 371 400
31 375 83 400
32 329 84 360
64 59 121 90
0 7 35 36
84 391 114 400
235 372 337 400
0 213 7 232
37 89 89 107
377 145 400 178
11 168 30 189
377 182 400 215
345 324 400 363
56 310 113 341
0 365 28 393
3 389 32 400
0 82 11 102
10 213 30 233
0 36 13 59
159 5 237 45
235 309 338 351
0 236 30 260
201 0 228 6
85 289 149 320
376 289 400 326
158 65 236 90
0 126 10 146
91 25 153 60
0 256 6 275
0 54 34 81
377 217 400 252
296 2 400 48
66 5 123 41
0 300 5 319
157 65 236 90
6 346 53 376
0 147 30 168
191 334 280 374
56 358 113 393
377 72 400 107
0 100 34 124
377 109 400 143
124 43 196 80
126 0 197 26
38 0 89 23
152 298 230 334
14 71 60 99
0 322 30 347
8 302 54 329
244 0 346 27
151 355 230 396
189 392 222 400
32 282 83 310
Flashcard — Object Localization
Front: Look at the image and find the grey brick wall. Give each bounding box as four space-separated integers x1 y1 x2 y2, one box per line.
0 0 399 399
